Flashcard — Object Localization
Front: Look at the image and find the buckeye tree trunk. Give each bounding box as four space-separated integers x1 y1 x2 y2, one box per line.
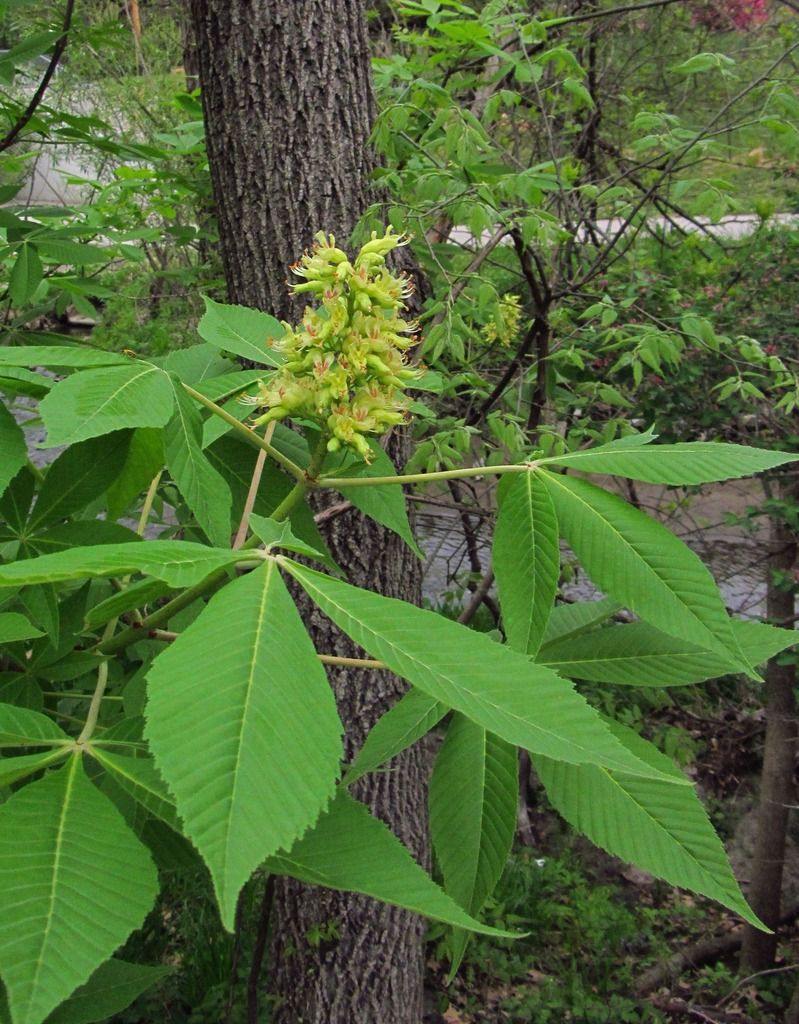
740 478 798 971
186 2 428 1021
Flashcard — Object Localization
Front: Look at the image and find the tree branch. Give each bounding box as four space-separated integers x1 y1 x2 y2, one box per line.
0 0 76 154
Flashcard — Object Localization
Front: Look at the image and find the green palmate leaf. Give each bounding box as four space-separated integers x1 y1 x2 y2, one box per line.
0 541 247 590
248 513 327 562
429 714 518 975
39 364 174 447
9 244 43 306
535 721 762 928
0 404 26 502
104 427 164 523
26 523 140 556
266 791 517 937
541 598 622 646
282 559 686 782
337 444 423 557
164 383 232 548
43 959 170 1024
90 749 180 831
145 561 342 928
0 613 42 644
198 296 285 366
493 472 559 657
0 749 69 788
0 348 129 370
539 441 799 485
83 578 171 631
0 705 69 748
28 433 133 530
539 619 796 687
0 755 159 1024
539 471 751 675
344 688 446 785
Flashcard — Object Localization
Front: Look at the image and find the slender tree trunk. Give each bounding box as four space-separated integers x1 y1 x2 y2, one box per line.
740 478 798 971
186 3 428 1021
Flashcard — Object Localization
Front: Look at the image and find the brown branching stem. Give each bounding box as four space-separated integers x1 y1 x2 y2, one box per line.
0 0 76 153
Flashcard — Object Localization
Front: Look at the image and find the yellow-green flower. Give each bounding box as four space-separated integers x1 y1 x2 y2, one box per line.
250 227 420 460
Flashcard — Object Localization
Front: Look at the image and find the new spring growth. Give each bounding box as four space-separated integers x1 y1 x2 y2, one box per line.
249 227 421 461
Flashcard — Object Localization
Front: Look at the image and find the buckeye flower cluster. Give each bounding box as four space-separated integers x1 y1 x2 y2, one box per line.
250 227 420 461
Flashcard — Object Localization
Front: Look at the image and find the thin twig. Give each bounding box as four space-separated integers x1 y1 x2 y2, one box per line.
718 963 799 1007
0 0 76 153
457 567 496 627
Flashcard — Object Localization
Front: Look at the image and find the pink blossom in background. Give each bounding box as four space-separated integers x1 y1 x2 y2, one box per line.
692 0 769 31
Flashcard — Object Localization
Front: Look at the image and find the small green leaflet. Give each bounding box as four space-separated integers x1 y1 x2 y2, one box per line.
539 471 754 676
0 613 43 644
27 432 133 530
83 578 171 631
0 755 159 1024
248 513 327 562
0 404 26 502
535 721 763 929
429 715 518 975
538 440 799 485
9 244 42 305
493 472 559 656
0 541 248 590
24 522 140 557
0 348 129 370
0 749 69 788
0 705 70 748
145 561 342 928
266 791 518 937
164 382 232 548
345 688 446 785
106 428 164 522
198 296 285 366
42 960 170 1024
89 749 181 832
39 364 174 447
281 559 689 783
160 343 233 385
539 618 797 687
540 598 622 646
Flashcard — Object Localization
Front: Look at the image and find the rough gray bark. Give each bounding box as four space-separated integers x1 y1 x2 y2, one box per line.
740 478 798 972
188 0 377 318
186 3 428 1021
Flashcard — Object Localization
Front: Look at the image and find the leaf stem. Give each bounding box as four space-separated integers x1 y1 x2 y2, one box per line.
318 654 386 669
77 619 116 743
136 470 162 535
318 462 536 489
181 381 306 482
